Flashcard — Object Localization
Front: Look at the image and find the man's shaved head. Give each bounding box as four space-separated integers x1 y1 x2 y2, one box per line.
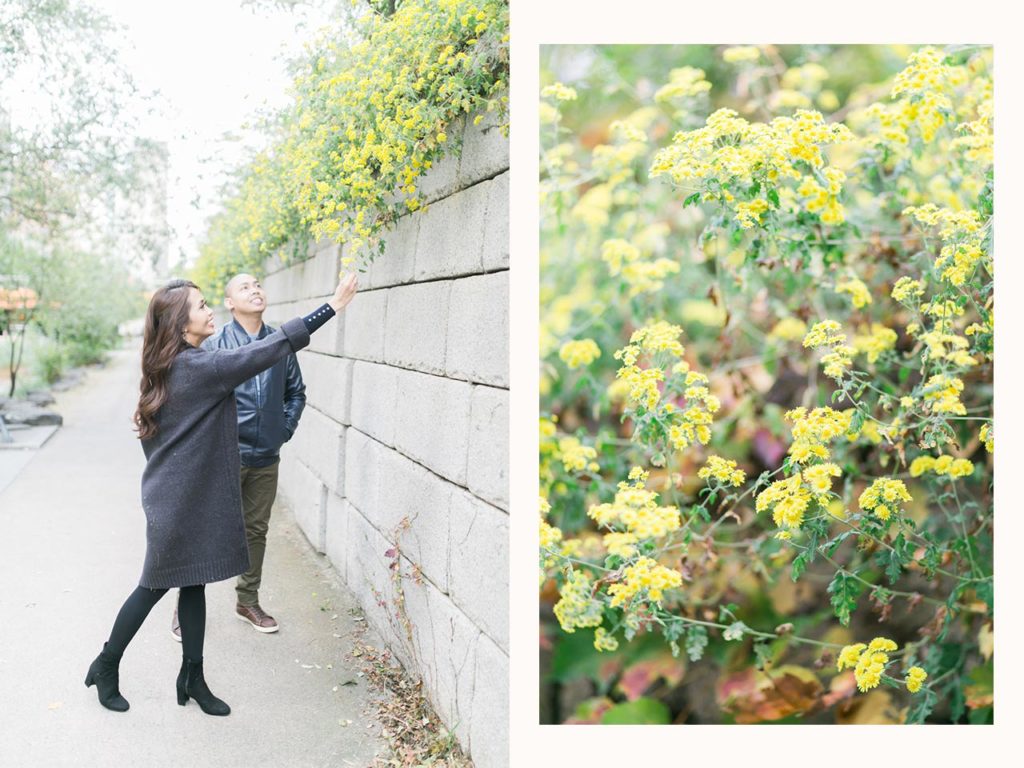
225 273 259 299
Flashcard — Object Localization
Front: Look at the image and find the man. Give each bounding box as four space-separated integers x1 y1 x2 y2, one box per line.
172 273 305 638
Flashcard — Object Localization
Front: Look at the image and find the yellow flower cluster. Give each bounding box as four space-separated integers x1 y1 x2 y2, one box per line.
614 324 719 443
539 496 562 550
588 470 681 540
781 63 830 93
559 339 601 369
796 169 846 224
541 82 577 101
593 626 619 652
904 204 988 287
891 276 925 304
654 66 712 103
553 570 604 632
607 556 682 608
600 238 681 295
756 474 812 530
592 120 649 185
803 320 855 380
889 47 963 143
756 461 841 531
915 306 980 370
905 666 928 693
698 455 746 487
769 317 808 342
980 423 993 453
909 455 974 479
836 276 872 309
858 478 912 521
195 0 508 282
735 198 770 229
837 637 898 692
852 324 897 364
603 532 639 559
785 406 852 464
922 374 967 415
649 108 853 230
557 437 600 474
722 46 761 64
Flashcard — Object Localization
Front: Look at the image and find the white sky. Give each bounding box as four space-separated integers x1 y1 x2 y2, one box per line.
85 0 333 271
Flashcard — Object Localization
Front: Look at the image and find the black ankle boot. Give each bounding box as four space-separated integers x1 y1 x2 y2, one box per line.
176 658 230 716
84 643 130 712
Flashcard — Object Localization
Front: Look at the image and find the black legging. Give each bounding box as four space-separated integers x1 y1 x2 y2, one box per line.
106 585 206 661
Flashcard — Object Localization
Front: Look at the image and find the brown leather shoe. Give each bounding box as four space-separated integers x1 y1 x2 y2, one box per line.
235 603 279 633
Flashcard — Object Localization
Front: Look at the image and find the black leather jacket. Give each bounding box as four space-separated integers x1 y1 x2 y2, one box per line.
202 319 306 468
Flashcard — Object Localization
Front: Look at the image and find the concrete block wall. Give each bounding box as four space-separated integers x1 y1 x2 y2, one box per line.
261 112 508 767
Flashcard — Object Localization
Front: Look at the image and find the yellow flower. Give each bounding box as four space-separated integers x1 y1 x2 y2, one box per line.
905 666 928 693
559 339 601 369
553 571 603 632
838 637 898 692
836 277 872 309
607 557 682 607
594 627 619 652
541 82 577 101
859 478 912 520
698 455 746 487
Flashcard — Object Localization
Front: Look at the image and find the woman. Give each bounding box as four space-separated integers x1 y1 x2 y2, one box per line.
84 272 358 715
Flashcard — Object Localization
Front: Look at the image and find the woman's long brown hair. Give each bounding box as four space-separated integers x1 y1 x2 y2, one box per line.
133 279 198 440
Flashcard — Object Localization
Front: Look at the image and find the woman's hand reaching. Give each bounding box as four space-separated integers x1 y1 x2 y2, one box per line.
329 272 359 312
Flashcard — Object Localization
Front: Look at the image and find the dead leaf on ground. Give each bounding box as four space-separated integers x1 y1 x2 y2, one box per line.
717 664 823 723
835 690 905 724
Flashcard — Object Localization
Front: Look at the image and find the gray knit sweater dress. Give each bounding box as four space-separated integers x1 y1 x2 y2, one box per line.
138 317 311 588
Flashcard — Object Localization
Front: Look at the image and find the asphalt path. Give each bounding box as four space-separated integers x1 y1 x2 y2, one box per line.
0 343 388 767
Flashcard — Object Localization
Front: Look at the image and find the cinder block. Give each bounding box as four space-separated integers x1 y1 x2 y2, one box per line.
393 369 472 485
366 214 419 289
376 448 453 592
343 289 388 363
295 240 341 300
350 362 399 447
298 352 353 426
458 110 509 187
279 456 326 553
414 184 488 281
446 273 508 387
469 634 509 768
344 506 405 656
401 576 478 742
447 490 508 650
384 281 452 375
466 385 509 510
343 427 383 519
482 172 509 271
323 492 350 582
292 406 345 494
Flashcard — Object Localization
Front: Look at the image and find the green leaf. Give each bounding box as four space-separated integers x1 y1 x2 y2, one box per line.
826 571 863 626
683 191 701 207
724 621 749 641
976 581 994 612
600 697 672 725
753 642 772 670
767 187 780 208
685 626 709 662
791 552 808 582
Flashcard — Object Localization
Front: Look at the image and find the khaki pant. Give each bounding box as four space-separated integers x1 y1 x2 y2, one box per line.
235 460 279 606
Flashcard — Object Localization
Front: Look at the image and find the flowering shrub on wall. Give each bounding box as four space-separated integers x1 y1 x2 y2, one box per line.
539 45 992 725
192 0 508 298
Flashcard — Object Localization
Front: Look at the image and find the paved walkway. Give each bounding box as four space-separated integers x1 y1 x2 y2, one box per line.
0 344 389 767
